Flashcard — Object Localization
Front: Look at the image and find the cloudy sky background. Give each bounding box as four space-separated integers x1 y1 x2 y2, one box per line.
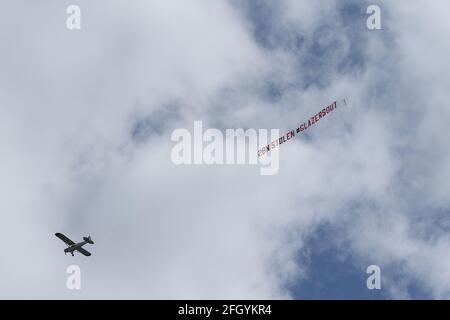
1 0 450 299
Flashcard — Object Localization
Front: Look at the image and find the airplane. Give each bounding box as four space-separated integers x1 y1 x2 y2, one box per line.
55 233 94 256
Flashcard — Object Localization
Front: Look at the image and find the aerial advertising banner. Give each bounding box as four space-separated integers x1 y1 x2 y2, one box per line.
257 99 346 157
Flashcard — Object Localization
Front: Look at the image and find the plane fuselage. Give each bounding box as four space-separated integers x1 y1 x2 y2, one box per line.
64 241 88 254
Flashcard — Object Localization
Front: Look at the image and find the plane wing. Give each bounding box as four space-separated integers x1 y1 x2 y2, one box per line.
55 233 75 246
76 247 91 256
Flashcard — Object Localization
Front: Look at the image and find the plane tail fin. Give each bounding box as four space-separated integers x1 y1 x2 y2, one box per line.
83 236 94 244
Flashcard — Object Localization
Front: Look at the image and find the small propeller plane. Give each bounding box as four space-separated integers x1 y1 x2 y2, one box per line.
55 233 94 256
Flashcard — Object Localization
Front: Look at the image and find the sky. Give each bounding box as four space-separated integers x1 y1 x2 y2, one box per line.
1 0 450 299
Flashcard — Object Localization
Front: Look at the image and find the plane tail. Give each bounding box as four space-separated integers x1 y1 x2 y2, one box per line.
83 236 94 244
